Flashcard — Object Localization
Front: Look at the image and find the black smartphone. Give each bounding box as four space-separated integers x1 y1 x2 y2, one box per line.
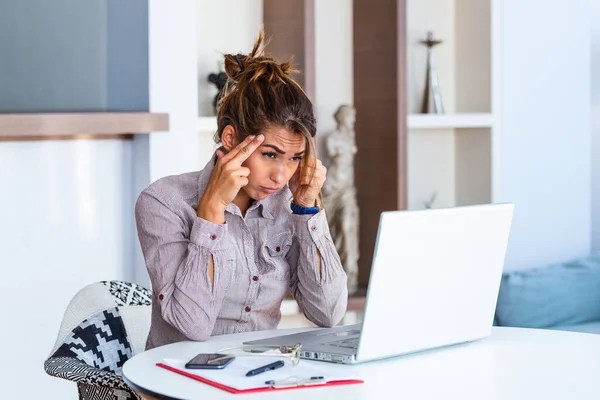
185 353 235 369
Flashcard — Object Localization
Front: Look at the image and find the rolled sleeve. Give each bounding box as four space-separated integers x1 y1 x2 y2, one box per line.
288 209 348 326
294 210 330 242
190 216 229 250
135 190 235 341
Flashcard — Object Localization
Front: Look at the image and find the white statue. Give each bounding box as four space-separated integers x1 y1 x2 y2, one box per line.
323 104 360 295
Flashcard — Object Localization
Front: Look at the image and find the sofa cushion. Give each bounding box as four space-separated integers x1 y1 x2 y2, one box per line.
552 321 600 335
495 253 600 328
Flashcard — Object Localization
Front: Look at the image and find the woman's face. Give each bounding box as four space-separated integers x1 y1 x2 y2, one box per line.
237 125 307 201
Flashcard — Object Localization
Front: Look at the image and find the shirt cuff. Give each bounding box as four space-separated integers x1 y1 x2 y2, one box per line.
292 209 329 242
190 217 229 250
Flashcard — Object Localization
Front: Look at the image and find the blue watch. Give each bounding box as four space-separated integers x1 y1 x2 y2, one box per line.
290 201 320 215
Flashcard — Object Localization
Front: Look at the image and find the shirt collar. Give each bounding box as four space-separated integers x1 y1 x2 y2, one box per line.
197 152 277 220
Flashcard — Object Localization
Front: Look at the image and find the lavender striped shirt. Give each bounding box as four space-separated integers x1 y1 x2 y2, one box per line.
135 157 348 350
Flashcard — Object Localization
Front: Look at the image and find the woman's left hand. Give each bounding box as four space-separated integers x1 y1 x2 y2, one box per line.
289 159 327 207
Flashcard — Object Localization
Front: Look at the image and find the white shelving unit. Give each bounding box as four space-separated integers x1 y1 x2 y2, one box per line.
406 0 500 211
408 113 493 130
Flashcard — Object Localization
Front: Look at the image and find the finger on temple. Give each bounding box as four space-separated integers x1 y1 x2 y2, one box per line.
219 135 255 162
230 134 264 164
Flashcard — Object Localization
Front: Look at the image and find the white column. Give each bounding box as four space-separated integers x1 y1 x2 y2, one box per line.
591 0 600 252
500 0 591 269
314 0 354 159
148 0 199 182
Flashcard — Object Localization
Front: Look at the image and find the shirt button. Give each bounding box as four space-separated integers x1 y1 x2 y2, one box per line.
210 234 217 240
245 306 251 312
276 246 281 252
158 294 164 300
311 225 317 232
252 275 259 282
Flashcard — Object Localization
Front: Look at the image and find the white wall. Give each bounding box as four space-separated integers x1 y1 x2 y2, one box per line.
0 140 132 399
132 0 200 287
196 0 263 118
195 0 263 167
500 0 591 270
591 0 600 253
314 0 354 159
147 0 199 182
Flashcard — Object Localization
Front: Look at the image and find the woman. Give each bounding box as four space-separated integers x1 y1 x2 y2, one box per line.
135 31 348 350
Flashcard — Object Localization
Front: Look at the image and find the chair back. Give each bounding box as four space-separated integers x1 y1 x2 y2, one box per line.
45 281 152 399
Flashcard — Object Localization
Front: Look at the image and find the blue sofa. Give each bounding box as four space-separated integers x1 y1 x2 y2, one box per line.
495 253 600 334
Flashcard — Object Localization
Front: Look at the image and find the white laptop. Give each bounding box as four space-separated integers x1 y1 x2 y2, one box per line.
244 203 514 364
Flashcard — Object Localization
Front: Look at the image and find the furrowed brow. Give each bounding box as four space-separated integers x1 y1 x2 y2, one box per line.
262 144 285 154
262 144 306 156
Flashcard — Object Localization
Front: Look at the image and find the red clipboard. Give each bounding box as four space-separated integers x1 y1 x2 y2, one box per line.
156 362 364 394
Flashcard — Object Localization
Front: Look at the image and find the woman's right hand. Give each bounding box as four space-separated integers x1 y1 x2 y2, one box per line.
197 134 265 224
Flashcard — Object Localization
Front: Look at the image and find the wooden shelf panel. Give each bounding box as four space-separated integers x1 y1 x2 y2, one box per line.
408 113 493 129
0 112 169 141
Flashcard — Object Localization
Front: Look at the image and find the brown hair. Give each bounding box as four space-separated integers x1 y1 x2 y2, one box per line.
215 30 318 202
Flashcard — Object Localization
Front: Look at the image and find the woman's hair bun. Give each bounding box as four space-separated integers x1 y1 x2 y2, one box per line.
223 29 298 85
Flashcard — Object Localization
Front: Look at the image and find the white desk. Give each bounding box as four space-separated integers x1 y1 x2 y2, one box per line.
123 327 600 400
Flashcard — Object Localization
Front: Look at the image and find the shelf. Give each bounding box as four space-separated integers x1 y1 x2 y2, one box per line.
0 112 169 141
407 113 493 130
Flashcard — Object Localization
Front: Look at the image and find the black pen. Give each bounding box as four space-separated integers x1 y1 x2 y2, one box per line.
245 360 285 377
